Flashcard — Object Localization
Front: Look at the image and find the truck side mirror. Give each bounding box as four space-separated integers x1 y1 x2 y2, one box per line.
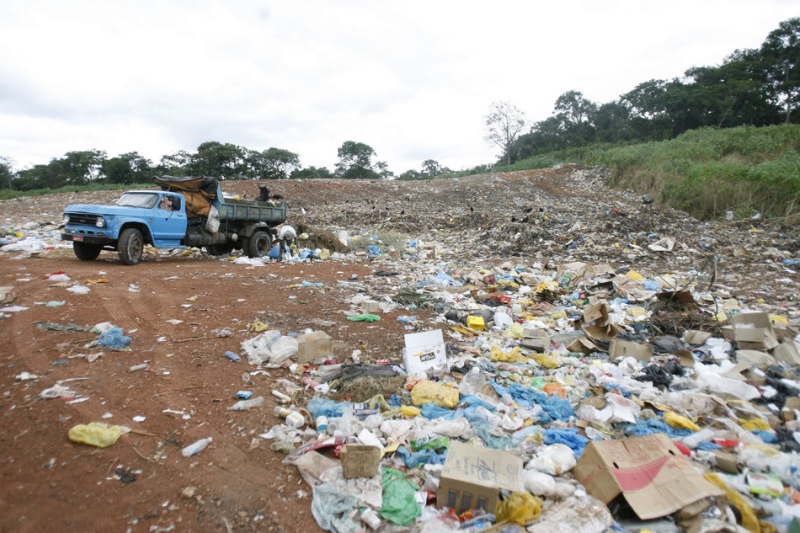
172 197 181 210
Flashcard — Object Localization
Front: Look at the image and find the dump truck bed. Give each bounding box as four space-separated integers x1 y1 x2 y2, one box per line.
217 197 286 223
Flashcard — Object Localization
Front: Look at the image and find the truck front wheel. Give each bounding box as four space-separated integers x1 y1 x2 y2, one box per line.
118 228 144 265
73 242 102 261
246 231 272 258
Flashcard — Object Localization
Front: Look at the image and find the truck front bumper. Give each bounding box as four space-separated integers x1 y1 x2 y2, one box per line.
61 233 114 246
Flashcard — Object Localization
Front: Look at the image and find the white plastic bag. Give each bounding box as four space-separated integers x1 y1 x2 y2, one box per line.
205 205 220 234
523 470 556 497
526 443 576 476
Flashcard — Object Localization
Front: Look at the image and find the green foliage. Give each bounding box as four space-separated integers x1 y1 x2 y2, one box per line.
290 166 333 179
335 141 382 179
591 124 800 219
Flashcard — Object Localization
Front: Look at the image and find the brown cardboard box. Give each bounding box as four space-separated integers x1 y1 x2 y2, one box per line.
726 312 779 351
520 328 550 352
684 330 712 346
295 331 333 363
574 434 724 520
774 342 800 366
437 442 524 515
609 338 654 362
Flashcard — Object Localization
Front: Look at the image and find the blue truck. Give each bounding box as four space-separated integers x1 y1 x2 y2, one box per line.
60 176 286 265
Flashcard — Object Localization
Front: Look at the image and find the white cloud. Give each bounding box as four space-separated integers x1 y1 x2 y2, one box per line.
0 0 796 173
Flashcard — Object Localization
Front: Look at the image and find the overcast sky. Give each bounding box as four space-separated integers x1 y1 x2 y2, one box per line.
0 1 796 174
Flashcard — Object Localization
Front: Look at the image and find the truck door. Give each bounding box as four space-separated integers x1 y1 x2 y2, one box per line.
152 195 187 246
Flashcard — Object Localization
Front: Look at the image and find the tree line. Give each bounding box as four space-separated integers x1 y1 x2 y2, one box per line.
487 17 800 165
0 140 451 191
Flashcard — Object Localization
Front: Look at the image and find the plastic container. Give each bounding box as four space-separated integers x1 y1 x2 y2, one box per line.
182 437 212 457
224 351 241 363
543 383 566 399
227 396 264 411
274 406 305 428
315 416 329 431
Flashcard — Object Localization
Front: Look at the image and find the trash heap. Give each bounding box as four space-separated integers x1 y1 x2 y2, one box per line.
251 258 800 533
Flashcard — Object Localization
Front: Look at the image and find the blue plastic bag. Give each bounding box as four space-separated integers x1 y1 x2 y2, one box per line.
97 327 131 349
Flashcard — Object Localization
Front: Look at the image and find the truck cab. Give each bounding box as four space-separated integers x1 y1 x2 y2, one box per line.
61 190 188 264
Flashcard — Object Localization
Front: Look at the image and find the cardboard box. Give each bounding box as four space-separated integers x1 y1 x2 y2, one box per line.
609 338 654 362
727 312 779 351
574 434 724 520
362 300 381 313
520 328 550 352
403 329 448 375
774 342 800 366
295 331 333 363
437 442 524 514
340 444 381 479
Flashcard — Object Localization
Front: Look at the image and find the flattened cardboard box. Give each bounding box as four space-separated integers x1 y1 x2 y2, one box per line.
609 338 654 362
437 442 524 515
574 434 723 520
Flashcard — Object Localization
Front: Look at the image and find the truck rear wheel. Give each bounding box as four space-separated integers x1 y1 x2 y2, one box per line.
73 242 102 261
118 228 144 265
246 231 272 258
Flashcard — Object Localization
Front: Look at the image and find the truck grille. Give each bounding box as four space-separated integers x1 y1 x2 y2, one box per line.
66 214 99 226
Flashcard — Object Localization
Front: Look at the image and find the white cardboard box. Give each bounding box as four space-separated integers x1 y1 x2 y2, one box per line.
402 329 448 374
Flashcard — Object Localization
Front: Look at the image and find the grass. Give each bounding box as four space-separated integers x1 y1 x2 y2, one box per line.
0 182 145 200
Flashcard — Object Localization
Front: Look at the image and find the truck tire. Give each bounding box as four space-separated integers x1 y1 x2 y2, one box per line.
73 242 102 261
118 228 144 265
208 243 234 256
246 230 272 258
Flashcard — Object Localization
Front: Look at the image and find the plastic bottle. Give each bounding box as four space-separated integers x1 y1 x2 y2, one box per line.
182 437 212 457
224 351 241 362
227 396 264 411
274 406 305 428
360 508 381 530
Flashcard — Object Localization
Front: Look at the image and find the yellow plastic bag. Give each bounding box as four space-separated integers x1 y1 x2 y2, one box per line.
400 405 421 417
318 248 331 260
740 418 771 431
68 422 121 448
490 346 528 363
410 380 459 408
251 320 270 332
495 492 542 525
665 412 700 432
503 323 524 339
530 353 559 369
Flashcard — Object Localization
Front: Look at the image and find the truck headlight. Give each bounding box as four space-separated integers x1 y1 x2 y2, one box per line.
96 217 106 228
63 215 70 225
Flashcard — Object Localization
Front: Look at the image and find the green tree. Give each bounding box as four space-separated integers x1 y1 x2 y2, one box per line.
0 156 15 190
553 90 598 145
484 101 527 165
397 169 423 181
248 147 300 179
192 142 247 178
290 166 333 179
335 141 380 179
103 152 154 184
421 159 444 178
760 17 800 123
159 150 194 176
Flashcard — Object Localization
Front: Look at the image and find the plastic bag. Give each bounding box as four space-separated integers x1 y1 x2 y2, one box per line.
665 412 700 432
68 422 121 448
459 366 486 396
526 443 576 475
205 205 220 234
311 482 360 533
496 492 542 525
97 327 131 349
379 468 421 526
523 470 556 497
411 380 459 408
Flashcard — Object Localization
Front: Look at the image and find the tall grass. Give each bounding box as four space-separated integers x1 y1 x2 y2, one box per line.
590 125 800 220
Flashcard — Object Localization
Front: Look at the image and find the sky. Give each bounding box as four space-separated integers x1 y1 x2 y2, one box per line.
0 1 797 175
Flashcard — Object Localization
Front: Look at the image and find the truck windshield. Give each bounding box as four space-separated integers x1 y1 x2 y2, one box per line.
117 193 158 209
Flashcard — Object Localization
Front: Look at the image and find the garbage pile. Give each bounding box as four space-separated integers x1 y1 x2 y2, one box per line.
241 253 800 533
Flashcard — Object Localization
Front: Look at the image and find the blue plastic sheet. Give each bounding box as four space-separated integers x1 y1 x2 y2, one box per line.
753 430 779 444
623 418 695 438
419 404 459 420
396 446 447 468
267 244 280 259
97 327 131 349
543 428 588 456
696 441 723 451
307 397 353 419
496 383 574 423
434 271 462 287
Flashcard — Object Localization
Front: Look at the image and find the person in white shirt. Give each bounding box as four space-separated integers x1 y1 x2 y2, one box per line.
277 225 297 259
